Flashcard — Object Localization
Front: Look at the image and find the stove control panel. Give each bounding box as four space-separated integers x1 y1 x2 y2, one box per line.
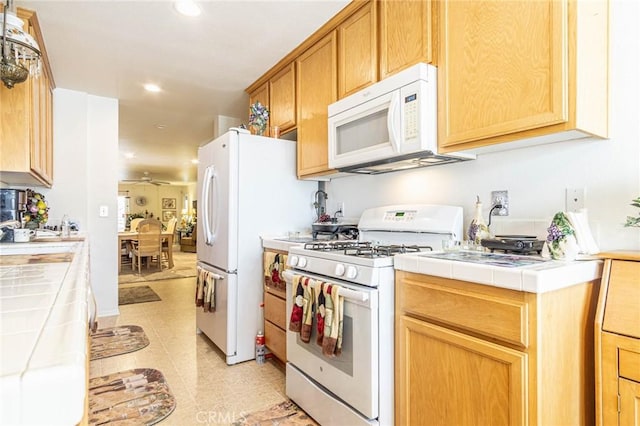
383 210 417 222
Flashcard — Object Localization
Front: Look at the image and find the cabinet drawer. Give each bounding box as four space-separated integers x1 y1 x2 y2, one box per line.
398 274 529 348
603 260 640 339
265 320 286 362
619 347 640 383
264 292 286 330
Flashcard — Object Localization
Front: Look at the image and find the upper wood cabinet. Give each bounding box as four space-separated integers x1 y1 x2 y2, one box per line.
379 0 435 79
296 32 337 178
337 1 377 99
0 8 54 187
437 0 609 152
245 0 437 178
247 82 269 136
269 62 296 133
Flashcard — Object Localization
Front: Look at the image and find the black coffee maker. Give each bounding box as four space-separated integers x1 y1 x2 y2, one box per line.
0 189 26 242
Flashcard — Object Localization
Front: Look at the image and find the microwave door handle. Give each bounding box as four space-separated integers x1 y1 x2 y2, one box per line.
387 91 402 153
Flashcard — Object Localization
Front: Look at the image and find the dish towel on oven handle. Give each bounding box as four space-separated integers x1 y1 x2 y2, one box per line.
289 275 303 332
300 277 315 343
322 285 343 357
315 281 326 346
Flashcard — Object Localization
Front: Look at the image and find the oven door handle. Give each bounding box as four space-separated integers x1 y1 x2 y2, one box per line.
283 270 369 303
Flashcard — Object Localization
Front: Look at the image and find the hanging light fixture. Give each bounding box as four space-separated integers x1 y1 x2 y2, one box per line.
1 0 41 89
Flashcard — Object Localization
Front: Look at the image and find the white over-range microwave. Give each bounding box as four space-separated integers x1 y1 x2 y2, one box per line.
328 63 474 174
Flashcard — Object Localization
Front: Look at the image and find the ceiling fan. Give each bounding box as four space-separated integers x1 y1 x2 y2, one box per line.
121 171 170 186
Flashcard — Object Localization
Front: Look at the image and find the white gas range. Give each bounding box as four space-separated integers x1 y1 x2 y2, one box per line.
283 204 463 425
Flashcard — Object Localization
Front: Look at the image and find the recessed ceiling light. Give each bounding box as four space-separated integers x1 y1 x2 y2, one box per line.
174 1 201 17
156 124 167 130
191 159 199 164
144 83 161 93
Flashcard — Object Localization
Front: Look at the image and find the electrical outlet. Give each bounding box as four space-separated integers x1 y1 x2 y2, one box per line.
565 188 585 211
491 190 509 216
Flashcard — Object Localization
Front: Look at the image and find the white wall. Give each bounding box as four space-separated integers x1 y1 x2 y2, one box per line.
118 183 193 223
49 89 119 316
327 0 640 252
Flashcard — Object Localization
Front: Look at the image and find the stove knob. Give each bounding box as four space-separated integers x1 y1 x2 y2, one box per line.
298 257 308 268
345 265 357 279
335 263 345 276
289 255 299 267
515 241 524 250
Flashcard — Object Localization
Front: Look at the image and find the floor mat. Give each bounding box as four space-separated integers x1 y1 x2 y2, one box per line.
119 286 161 305
91 325 150 360
88 368 176 425
232 400 318 426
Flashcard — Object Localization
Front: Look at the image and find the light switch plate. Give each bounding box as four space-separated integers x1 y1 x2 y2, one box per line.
99 205 109 217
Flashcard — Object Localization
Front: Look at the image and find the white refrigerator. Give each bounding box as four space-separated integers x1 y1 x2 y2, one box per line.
196 128 316 365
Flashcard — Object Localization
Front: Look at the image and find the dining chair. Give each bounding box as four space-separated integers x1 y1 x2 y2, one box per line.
129 217 144 232
161 217 178 268
131 219 163 274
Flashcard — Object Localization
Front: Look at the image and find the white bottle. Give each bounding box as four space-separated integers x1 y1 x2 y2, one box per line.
61 214 71 238
468 196 489 244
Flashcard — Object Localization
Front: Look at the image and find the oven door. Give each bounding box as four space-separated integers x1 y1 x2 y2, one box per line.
284 270 379 420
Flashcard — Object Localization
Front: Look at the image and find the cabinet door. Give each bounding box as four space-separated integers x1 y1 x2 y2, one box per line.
269 63 296 133
296 31 337 177
29 64 53 184
0 74 31 172
338 0 377 99
603 260 640 339
396 315 527 426
438 0 567 148
620 378 640 426
248 82 269 136
379 0 434 79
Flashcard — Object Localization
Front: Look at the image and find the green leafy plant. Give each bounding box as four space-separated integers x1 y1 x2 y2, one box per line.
624 197 640 227
249 101 269 135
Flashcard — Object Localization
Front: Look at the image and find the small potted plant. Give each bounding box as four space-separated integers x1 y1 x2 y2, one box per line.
624 197 640 227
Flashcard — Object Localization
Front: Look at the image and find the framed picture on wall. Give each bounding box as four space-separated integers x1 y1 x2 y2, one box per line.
162 210 176 222
162 198 176 209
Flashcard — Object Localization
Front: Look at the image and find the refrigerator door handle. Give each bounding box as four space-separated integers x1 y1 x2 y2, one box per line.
202 165 219 245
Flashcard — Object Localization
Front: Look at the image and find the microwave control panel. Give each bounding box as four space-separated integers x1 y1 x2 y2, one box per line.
403 93 419 140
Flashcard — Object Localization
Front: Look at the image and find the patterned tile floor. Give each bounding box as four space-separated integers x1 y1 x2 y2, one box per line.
92 278 287 425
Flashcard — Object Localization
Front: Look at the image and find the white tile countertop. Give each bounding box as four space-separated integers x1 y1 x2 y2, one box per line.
0 237 90 425
394 250 603 293
261 235 314 251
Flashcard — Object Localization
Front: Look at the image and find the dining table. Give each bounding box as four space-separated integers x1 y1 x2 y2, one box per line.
118 230 174 273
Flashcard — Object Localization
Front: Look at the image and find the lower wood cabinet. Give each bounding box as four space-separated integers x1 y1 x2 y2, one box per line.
263 249 288 362
398 316 526 425
396 270 599 425
595 253 640 426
